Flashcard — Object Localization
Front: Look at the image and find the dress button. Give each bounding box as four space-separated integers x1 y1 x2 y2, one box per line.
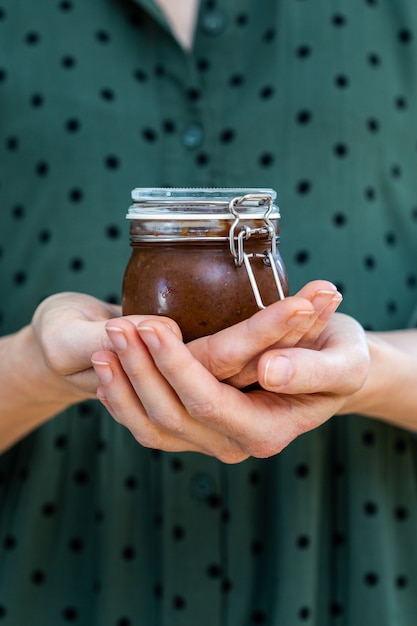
201 10 226 36
190 473 216 500
182 123 204 149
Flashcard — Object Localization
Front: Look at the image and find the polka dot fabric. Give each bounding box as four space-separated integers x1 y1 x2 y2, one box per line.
1 1 417 624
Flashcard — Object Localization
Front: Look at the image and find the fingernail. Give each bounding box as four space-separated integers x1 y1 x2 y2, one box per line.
137 325 161 350
96 387 107 401
318 292 343 320
286 310 315 328
264 355 292 387
311 289 337 311
106 326 127 351
91 359 113 384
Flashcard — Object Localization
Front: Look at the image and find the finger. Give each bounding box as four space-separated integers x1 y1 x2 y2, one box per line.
259 316 370 395
189 280 342 383
92 349 209 454
223 288 342 388
188 295 315 380
95 320 248 461
134 319 303 460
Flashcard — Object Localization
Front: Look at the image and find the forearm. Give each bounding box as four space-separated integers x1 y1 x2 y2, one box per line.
340 329 417 431
0 325 82 453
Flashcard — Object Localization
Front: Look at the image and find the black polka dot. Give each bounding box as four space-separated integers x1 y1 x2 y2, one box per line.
263 27 275 42
172 596 186 610
122 546 136 561
251 540 264 555
3 535 17 550
163 119 176 133
295 250 310 264
296 110 312 125
59 1 73 10
12 204 25 220
66 118 81 133
259 152 274 167
42 502 57 517
364 501 378 515
333 212 347 226
364 255 376 269
330 602 344 616
333 142 348 157
62 606 78 621
362 430 376 446
334 74 349 88
142 128 158 142
133 68 148 82
395 575 409 589
368 52 381 67
5 136 19 151
367 118 380 133
73 469 89 484
394 506 409 521
68 188 84 203
296 534 310 549
70 257 85 272
332 13 347 27
395 95 407 110
206 563 222 578
298 606 311 620
96 29 111 43
364 572 379 586
68 537 84 553
31 93 44 107
196 152 210 166
104 155 120 170
186 87 201 101
36 161 49 177
13 270 27 285
295 463 310 478
236 13 248 26
259 85 274 99
172 525 185 541
54 434 68 449
229 74 244 87
398 28 413 44
296 180 312 195
39 229 52 244
25 31 41 45
251 609 267 623
170 457 183 471
296 45 312 59
61 55 76 69
31 569 46 585
100 87 115 101
333 531 346 547
219 128 235 143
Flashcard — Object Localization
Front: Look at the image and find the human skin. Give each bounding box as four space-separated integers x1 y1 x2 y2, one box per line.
0 280 340 454
91 294 417 462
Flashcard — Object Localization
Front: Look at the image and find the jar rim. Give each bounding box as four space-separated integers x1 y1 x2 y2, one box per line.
131 187 277 202
127 187 280 220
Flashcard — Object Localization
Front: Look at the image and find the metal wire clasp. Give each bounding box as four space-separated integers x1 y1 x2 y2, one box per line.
229 194 285 308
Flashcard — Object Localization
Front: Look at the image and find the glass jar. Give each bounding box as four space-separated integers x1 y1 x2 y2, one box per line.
122 187 288 342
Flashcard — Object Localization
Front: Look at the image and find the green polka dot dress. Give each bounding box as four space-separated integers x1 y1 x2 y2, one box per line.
1 1 417 624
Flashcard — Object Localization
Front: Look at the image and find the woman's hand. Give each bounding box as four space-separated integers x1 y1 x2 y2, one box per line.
91 281 369 462
30 292 123 400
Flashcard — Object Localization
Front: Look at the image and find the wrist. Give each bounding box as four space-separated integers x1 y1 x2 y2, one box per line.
338 331 417 430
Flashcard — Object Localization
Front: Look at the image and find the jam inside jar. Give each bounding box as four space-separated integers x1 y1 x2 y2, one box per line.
122 187 289 342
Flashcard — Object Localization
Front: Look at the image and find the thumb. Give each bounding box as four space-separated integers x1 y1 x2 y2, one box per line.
258 344 369 396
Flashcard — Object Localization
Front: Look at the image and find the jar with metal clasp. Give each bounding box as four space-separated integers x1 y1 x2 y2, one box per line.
122 187 289 342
